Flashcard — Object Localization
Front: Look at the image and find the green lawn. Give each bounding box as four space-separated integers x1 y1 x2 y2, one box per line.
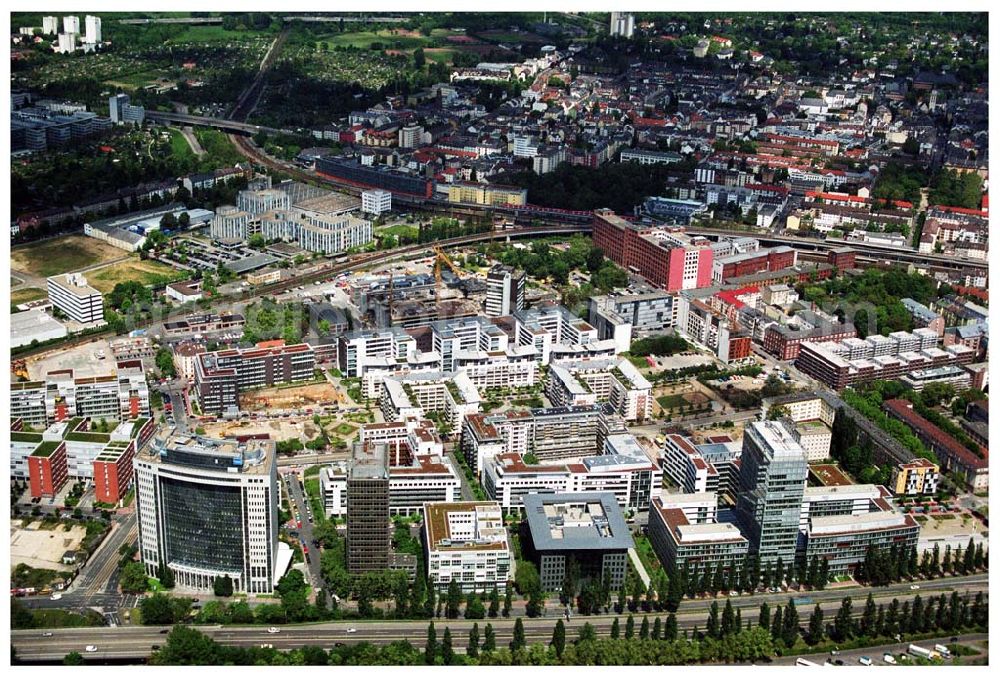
169 25 274 44
193 128 245 167
378 224 420 239
424 49 457 64
632 534 662 576
167 128 195 160
319 30 431 50
332 422 357 436
656 394 688 410
104 69 167 89
87 259 185 294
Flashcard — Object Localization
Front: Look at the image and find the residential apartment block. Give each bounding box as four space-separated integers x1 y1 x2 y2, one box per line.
546 357 652 422
193 342 316 415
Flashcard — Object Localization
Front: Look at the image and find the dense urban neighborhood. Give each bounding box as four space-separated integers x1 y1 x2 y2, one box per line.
8 10 989 668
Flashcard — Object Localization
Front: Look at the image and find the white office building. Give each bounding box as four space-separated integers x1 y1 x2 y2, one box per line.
485 264 525 317
424 501 510 592
361 190 392 216
63 15 80 34
210 206 256 241
47 273 104 324
237 188 290 216
609 12 635 38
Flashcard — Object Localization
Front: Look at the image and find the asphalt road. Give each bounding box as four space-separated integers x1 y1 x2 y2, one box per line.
13 575 988 662
773 633 989 666
19 513 137 615
282 472 323 591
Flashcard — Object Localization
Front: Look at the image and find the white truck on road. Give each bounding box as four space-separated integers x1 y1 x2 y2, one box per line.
908 644 939 660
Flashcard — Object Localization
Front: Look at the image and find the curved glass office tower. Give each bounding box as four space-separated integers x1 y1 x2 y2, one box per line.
134 431 278 594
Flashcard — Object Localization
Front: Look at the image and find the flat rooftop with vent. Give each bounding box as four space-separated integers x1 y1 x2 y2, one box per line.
522 492 634 552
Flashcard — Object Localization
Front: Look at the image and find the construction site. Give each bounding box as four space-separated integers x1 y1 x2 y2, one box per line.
238 381 348 412
348 246 488 329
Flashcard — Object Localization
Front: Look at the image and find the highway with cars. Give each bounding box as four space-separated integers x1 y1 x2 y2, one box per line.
12 574 987 662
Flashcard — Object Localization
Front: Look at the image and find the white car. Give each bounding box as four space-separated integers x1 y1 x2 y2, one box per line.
346 628 357 634
85 645 98 653
267 627 280 634
910 584 920 590
50 593 62 600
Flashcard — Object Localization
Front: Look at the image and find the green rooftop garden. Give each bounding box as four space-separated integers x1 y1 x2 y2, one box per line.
64 432 112 443
32 441 63 457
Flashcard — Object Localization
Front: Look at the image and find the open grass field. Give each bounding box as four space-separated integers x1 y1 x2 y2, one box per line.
475 29 546 43
11 287 47 307
194 128 245 166
378 223 420 239
656 391 709 410
319 29 432 50
331 422 357 437
424 48 457 64
169 25 275 44
167 127 195 160
103 69 168 90
87 258 185 293
11 234 125 277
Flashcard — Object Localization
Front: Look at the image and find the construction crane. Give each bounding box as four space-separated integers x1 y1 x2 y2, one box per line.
432 245 464 315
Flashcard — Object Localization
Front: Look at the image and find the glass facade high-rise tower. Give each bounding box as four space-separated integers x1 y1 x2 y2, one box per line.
736 421 808 566
134 431 279 594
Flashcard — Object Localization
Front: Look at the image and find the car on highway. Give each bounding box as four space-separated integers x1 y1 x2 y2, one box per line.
910 584 920 590
50 593 62 600
159 629 169 634
42 632 53 637
346 628 357 634
85 645 98 653
883 654 896 664
267 627 281 634
858 656 872 666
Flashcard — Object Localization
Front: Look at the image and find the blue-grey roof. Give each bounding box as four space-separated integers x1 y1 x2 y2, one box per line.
522 492 634 552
